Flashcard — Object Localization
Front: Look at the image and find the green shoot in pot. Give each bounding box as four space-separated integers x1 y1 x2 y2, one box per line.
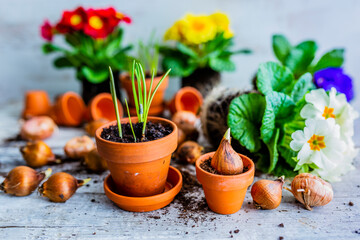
109 66 122 138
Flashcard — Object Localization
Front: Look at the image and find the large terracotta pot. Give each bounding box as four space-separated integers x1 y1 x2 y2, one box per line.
95 117 178 197
49 92 85 127
168 87 203 115
181 68 220 98
195 152 255 214
120 74 169 116
22 90 51 119
85 93 123 121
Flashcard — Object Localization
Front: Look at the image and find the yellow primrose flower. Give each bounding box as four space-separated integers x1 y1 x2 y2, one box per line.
223 27 234 38
164 20 183 41
181 14 217 45
210 12 230 32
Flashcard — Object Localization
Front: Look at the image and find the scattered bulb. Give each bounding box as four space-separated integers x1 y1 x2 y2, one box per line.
20 116 56 140
251 176 285 210
64 136 95 159
176 141 204 164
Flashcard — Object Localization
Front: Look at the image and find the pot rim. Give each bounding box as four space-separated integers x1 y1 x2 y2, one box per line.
89 92 123 120
59 91 85 125
95 116 177 146
195 151 255 180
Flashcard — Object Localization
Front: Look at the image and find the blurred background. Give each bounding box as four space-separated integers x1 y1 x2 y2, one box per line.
0 0 359 106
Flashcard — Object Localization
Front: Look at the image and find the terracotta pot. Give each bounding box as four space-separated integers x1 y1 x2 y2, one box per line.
168 87 203 115
104 166 182 212
50 92 86 127
195 152 255 214
85 93 123 121
95 117 178 197
80 71 121 104
181 68 220 98
22 90 51 119
120 74 169 116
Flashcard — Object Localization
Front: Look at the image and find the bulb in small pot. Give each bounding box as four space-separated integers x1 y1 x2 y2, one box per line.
211 128 243 175
39 172 91 202
85 119 108 137
20 116 57 140
177 128 186 145
251 176 285 210
83 148 108 172
64 136 95 159
285 173 333 211
20 141 58 168
0 166 52 196
175 141 204 164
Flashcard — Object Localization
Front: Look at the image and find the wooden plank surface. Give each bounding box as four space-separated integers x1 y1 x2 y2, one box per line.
0 102 359 240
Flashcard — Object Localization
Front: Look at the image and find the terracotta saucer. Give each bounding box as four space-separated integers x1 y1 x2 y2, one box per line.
103 166 182 212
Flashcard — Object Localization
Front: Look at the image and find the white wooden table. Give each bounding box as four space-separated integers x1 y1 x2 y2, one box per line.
0 102 359 240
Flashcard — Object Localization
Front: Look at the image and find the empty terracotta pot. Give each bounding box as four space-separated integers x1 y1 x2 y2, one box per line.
95 117 178 197
120 74 169 116
22 90 51 119
86 93 123 121
50 92 85 127
169 87 203 115
195 152 255 214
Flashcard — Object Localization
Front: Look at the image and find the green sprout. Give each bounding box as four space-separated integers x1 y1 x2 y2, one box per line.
108 61 171 142
109 66 122 138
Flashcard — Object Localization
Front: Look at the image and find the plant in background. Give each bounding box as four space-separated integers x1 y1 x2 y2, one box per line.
137 32 160 76
272 34 354 101
160 12 251 77
109 61 171 142
40 7 132 102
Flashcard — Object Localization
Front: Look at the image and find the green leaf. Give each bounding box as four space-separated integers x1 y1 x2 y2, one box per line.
290 72 315 103
81 66 109 84
285 41 317 76
232 48 252 54
53 57 73 68
265 128 280 173
209 57 235 72
176 42 198 58
272 34 292 64
256 62 295 95
312 49 344 72
228 93 266 152
261 92 295 143
42 43 65 54
162 56 196 77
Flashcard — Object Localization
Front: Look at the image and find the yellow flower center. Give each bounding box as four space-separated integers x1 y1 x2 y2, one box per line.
70 14 82 26
322 106 336 119
116 12 124 19
192 20 205 31
89 16 103 30
308 134 326 151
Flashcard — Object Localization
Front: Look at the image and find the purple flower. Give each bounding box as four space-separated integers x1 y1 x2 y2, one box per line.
314 67 354 101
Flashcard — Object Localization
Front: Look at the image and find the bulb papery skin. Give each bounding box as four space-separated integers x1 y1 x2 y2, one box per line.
289 173 333 211
251 177 284 210
0 166 50 196
20 141 56 167
210 130 243 175
176 141 204 164
39 172 90 203
20 116 56 140
64 136 95 159
84 148 108 172
85 119 108 137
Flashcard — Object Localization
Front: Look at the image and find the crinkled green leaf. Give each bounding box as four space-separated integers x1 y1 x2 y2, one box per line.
256 62 295 95
312 48 344 72
54 57 73 68
176 42 198 58
261 92 295 143
42 43 65 54
285 41 317 76
81 66 109 84
162 56 196 77
228 93 266 152
209 57 235 72
265 128 280 173
272 34 292 64
290 72 315 103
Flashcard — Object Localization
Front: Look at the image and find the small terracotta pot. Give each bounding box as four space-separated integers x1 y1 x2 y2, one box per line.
195 152 255 214
104 166 182 212
120 74 169 116
50 92 86 127
85 93 123 121
22 90 51 119
169 87 203 115
95 117 178 197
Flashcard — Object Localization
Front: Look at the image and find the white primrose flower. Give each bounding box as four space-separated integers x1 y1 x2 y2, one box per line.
300 87 359 143
290 118 347 182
